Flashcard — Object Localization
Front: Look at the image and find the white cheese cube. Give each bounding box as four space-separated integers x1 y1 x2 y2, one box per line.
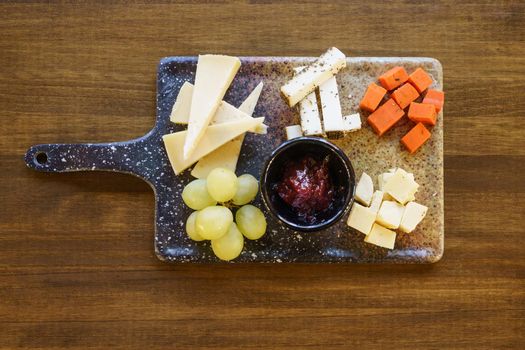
285 125 303 140
376 201 405 229
281 47 346 107
383 168 419 205
369 190 384 213
342 113 362 132
399 202 428 233
347 202 377 235
355 172 374 206
365 223 397 250
378 172 394 191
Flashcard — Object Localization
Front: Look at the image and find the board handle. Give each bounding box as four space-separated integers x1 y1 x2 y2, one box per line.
25 141 150 177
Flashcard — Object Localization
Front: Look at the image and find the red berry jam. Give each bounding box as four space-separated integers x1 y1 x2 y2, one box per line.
275 155 334 223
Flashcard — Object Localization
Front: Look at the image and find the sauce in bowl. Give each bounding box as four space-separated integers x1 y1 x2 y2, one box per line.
275 155 334 223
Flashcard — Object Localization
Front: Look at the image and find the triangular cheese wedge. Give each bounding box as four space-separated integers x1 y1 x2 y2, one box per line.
170 81 265 132
191 82 264 179
163 117 264 175
239 81 263 115
169 82 193 124
190 139 243 177
183 55 241 160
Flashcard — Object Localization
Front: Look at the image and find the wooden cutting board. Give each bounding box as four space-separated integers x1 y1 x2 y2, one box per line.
25 56 444 263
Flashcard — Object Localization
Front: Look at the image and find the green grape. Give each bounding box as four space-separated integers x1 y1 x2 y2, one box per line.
182 179 217 210
236 204 267 240
211 223 244 261
206 167 238 202
232 174 259 205
185 211 205 241
195 206 233 240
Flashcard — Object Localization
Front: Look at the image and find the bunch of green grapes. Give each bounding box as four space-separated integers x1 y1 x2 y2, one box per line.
181 168 267 261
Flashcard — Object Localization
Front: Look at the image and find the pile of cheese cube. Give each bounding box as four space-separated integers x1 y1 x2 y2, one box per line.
347 168 428 249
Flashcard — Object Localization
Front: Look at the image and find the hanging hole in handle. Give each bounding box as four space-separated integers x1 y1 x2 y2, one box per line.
35 152 48 165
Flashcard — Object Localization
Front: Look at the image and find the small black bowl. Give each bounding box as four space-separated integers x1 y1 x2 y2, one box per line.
261 137 356 232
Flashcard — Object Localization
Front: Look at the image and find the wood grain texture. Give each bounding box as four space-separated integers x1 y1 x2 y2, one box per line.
0 1 524 349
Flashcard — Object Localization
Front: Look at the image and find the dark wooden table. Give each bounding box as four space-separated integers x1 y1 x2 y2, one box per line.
1 1 524 349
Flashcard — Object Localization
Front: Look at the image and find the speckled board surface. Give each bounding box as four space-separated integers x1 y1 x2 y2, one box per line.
25 56 443 263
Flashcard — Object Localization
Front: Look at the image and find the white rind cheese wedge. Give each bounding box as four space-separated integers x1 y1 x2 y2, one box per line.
399 202 428 233
369 190 384 213
285 125 303 140
365 223 397 250
383 168 419 205
294 67 323 136
170 82 193 124
281 47 346 107
163 117 264 175
191 82 264 179
347 202 376 235
183 54 241 160
376 201 405 229
319 76 345 133
355 172 374 206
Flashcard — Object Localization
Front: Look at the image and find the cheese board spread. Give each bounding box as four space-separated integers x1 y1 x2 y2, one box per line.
25 48 444 263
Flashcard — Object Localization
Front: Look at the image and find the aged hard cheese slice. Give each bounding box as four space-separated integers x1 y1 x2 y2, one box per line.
399 202 428 233
170 82 193 124
190 82 264 179
286 125 303 140
355 172 374 206
347 202 376 235
376 201 405 229
183 55 241 160
294 67 323 136
163 117 264 175
169 82 266 133
281 47 346 107
365 223 397 250
189 139 242 177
